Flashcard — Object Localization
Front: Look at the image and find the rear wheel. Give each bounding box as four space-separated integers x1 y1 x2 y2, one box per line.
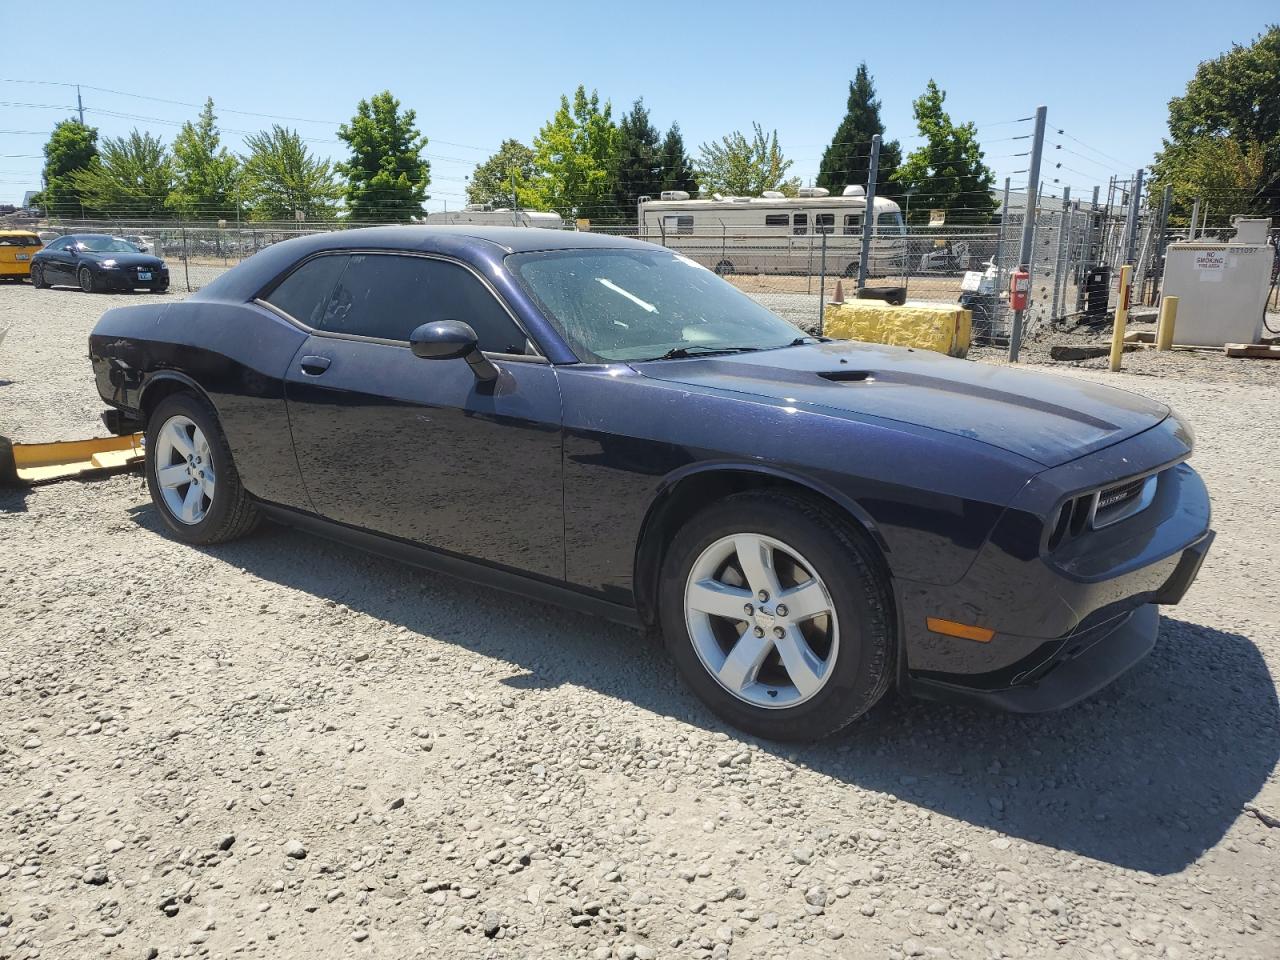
145 392 260 545
78 266 99 294
714 260 735 276
30 263 48 288
659 491 894 741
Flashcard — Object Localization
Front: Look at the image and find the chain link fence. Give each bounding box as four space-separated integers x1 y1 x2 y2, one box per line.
35 210 1276 341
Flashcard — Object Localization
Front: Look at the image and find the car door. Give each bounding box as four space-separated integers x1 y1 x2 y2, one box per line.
275 251 566 580
42 237 72 281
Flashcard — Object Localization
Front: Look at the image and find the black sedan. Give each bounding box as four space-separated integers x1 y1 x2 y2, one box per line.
87 227 1213 741
32 234 169 293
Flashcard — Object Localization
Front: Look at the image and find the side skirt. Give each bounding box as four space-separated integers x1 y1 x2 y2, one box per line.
257 502 643 630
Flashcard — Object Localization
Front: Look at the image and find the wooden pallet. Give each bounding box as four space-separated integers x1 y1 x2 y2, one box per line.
1224 342 1280 359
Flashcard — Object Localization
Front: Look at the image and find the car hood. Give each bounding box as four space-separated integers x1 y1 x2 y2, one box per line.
82 252 163 268
631 340 1169 467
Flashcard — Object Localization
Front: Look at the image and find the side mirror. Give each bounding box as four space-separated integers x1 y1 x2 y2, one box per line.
409 320 498 381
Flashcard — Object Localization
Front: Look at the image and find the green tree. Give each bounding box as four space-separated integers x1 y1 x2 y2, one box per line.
612 99 663 222
337 91 430 221
240 125 342 222
816 63 902 198
167 98 241 220
1150 26 1280 220
659 123 698 196
69 130 174 218
696 123 800 197
33 119 99 217
467 139 535 208
892 81 995 224
520 86 618 222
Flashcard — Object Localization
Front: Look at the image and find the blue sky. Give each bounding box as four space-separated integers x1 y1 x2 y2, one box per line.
1 0 1275 209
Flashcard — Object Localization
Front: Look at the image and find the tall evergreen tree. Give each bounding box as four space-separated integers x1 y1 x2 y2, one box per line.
69 130 174 218
520 86 618 222
337 91 431 221
467 139 535 208
892 80 995 224
167 98 241 220
816 63 901 198
659 123 698 197
33 119 99 217
613 99 663 222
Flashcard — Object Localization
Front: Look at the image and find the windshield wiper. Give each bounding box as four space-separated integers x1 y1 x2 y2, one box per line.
644 345 765 361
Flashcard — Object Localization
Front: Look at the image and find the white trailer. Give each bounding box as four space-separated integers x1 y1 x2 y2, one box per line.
637 186 905 277
423 204 567 229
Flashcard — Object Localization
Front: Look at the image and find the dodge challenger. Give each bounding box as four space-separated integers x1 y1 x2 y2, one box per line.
88 227 1213 741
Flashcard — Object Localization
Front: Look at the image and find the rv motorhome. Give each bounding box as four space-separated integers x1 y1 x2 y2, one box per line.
423 204 567 229
637 186 905 277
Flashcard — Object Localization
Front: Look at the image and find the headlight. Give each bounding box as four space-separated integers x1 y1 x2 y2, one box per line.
100 259 120 269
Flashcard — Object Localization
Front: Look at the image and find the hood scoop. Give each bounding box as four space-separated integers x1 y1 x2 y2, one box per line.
818 370 872 383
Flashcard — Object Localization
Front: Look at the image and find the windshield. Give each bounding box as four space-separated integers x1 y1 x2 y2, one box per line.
75 237 139 253
507 248 807 362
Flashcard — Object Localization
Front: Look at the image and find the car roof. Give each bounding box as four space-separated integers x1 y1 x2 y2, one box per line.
335 225 651 254
192 226 657 304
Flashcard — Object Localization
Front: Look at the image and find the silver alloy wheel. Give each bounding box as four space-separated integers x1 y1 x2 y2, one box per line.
154 414 216 525
684 533 839 709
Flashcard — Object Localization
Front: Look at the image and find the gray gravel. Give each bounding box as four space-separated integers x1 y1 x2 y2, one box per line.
1 278 1278 959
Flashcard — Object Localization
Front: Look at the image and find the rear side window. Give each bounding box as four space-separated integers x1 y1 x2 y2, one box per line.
316 254 527 354
264 255 349 327
0 234 40 246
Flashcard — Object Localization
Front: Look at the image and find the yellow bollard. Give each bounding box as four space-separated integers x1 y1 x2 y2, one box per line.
1156 295 1179 351
1109 264 1133 372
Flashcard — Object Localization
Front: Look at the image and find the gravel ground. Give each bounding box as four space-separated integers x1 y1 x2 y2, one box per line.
1 277 1278 960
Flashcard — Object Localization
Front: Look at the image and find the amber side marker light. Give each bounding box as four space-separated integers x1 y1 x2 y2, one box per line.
926 618 995 643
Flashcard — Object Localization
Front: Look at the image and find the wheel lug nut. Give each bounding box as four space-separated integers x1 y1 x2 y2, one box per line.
752 626 765 638
757 590 769 602
776 604 788 617
743 603 754 615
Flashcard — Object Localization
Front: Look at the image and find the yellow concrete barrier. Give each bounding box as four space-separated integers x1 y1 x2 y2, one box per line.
823 300 972 358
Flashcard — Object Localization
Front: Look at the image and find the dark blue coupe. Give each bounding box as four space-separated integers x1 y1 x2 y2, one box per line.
88 227 1213 740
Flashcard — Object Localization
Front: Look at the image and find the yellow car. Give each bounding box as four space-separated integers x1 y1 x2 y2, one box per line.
0 230 45 281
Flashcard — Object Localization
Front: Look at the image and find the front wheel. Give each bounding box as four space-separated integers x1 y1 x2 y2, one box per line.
145 392 260 545
78 266 99 293
659 491 894 741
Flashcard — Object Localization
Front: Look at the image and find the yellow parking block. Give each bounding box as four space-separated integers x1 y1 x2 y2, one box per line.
1 433 144 486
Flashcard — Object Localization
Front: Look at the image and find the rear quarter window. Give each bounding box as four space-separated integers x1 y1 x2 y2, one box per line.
263 255 350 327
0 235 40 246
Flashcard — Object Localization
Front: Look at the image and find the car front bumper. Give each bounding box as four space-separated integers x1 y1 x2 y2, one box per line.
897 416 1213 712
100 267 169 290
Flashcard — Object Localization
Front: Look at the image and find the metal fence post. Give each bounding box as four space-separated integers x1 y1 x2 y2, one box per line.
1052 186 1071 320
181 222 191 293
1189 197 1200 240
857 134 881 291
993 177 1011 332
818 230 827 335
1124 168 1144 265
1008 107 1047 363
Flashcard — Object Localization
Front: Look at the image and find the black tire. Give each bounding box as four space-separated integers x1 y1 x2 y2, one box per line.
78 266 99 294
842 261 859 279
658 491 894 741
152 283 169 294
31 263 49 288
714 260 735 276
145 391 260 545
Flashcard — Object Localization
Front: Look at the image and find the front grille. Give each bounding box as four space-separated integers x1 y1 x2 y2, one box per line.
1092 473 1159 529
1097 477 1145 512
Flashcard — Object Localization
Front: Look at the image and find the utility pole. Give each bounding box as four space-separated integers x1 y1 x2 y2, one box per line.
856 135 881 291
76 85 85 125
1008 105 1047 363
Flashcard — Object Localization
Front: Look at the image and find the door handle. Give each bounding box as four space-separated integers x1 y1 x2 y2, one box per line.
299 355 331 375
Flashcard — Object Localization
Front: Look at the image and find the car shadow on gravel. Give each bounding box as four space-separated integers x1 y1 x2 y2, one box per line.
127 505 1279 877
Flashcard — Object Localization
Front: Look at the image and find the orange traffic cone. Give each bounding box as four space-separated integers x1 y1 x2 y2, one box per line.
831 280 845 304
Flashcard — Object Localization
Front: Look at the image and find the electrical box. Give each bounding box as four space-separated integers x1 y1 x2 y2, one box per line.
1160 240 1274 346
